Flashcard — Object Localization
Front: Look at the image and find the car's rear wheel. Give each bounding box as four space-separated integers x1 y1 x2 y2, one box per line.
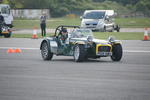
73 44 86 62
41 42 53 60
103 26 106 32
111 44 122 61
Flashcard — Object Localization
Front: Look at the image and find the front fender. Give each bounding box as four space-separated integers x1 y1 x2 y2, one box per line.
75 41 86 45
111 40 122 45
40 38 51 50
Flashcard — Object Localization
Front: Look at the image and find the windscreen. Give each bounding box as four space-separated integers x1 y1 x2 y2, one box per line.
71 29 93 38
83 11 105 19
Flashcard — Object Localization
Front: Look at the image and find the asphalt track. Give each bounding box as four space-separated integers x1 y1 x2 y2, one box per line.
0 38 150 100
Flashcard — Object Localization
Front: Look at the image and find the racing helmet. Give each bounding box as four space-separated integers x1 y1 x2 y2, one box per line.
61 28 67 34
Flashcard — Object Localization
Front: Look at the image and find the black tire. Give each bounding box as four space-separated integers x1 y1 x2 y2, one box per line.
73 44 86 62
115 25 120 32
4 32 11 38
103 26 106 32
41 42 53 60
117 28 120 32
111 44 122 61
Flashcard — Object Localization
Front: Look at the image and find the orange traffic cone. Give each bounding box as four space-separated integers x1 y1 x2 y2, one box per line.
15 48 22 53
7 48 15 53
143 28 149 41
32 26 38 39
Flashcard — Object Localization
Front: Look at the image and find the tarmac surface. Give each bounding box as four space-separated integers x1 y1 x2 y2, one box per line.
0 38 150 100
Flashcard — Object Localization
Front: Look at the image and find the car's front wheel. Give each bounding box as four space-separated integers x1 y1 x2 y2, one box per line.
41 42 53 60
111 44 122 61
73 44 86 62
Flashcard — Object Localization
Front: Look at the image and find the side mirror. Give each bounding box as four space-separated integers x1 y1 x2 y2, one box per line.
80 16 83 19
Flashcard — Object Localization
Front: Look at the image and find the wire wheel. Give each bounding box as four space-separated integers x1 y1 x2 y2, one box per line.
74 45 80 61
73 44 86 62
41 42 53 60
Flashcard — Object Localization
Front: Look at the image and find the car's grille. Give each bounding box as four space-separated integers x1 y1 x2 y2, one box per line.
86 23 97 28
98 46 111 52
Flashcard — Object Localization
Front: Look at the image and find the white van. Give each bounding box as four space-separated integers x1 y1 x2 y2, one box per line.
80 10 120 32
0 4 13 28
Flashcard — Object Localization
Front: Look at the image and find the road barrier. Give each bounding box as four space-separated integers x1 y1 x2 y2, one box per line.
32 26 38 39
7 48 22 53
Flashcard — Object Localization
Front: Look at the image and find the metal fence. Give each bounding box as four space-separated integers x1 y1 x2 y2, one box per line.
12 9 50 19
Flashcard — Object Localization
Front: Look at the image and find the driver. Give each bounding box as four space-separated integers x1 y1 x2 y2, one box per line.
57 28 69 54
59 28 68 43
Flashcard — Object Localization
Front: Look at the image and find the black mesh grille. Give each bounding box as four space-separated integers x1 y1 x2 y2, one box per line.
98 46 111 52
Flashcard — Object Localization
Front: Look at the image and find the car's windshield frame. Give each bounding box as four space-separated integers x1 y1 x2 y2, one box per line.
71 29 93 38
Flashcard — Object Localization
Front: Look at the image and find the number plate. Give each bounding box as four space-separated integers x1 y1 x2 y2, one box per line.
97 52 112 56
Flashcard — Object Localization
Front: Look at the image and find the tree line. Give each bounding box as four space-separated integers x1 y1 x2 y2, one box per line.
1 0 150 17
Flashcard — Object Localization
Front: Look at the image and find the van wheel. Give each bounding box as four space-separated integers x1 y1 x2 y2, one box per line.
115 25 120 32
111 44 122 61
103 26 106 32
117 28 120 32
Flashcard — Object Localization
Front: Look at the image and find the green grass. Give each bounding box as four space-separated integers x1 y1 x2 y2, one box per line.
11 32 144 40
94 32 144 40
115 18 150 28
13 17 80 29
13 17 150 29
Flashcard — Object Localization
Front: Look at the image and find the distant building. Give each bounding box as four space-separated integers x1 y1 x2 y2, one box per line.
12 9 50 19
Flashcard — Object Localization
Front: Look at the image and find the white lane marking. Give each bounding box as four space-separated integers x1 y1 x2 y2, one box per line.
123 50 150 53
0 47 150 53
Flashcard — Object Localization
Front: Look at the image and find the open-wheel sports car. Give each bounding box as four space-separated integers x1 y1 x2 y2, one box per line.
40 25 122 62
0 22 12 38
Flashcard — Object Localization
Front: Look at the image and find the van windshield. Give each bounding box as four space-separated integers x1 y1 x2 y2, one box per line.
83 11 105 19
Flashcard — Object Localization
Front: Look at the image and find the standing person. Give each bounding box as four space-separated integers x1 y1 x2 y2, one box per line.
40 13 46 37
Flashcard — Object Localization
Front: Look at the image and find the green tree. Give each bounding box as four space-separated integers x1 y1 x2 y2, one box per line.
136 0 150 16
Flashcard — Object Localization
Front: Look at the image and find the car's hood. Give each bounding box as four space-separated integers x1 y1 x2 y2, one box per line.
70 37 109 44
82 19 104 24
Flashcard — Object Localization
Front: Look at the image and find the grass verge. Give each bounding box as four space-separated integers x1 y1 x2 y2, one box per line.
11 32 144 40
94 32 143 40
13 17 150 29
